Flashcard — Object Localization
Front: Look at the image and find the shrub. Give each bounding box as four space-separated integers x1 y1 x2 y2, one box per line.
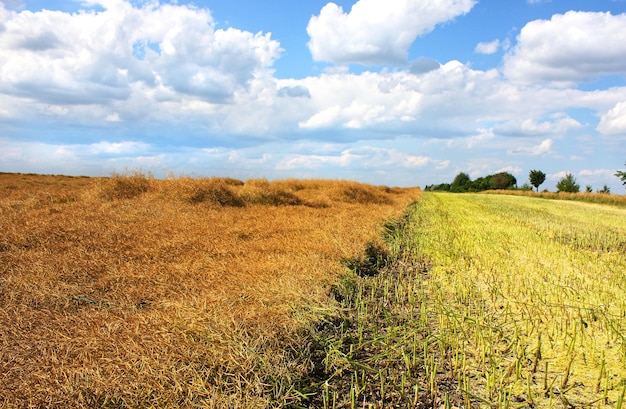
556 173 580 193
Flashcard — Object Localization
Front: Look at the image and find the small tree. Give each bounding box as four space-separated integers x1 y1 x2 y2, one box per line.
585 185 593 193
471 176 492 192
492 172 517 190
598 184 611 194
616 162 626 189
451 172 471 193
556 173 580 193
528 170 546 192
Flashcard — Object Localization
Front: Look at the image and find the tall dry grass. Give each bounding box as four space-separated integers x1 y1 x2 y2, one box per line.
0 172 420 408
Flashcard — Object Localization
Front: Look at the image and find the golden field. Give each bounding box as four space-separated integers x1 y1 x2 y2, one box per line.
0 172 420 408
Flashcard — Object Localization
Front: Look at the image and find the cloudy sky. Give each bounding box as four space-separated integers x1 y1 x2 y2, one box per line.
1 0 625 191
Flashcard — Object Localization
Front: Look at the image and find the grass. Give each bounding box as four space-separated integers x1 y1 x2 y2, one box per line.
313 192 626 408
0 172 419 408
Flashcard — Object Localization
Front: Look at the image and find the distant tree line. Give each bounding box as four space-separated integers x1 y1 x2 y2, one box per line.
425 171 517 193
426 166 624 194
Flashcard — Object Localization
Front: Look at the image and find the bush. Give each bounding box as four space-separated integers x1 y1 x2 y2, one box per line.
556 173 580 193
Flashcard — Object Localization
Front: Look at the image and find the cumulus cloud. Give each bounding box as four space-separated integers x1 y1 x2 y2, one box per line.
579 169 617 178
597 101 626 136
307 0 476 65
409 57 441 74
1 1 624 172
276 146 441 172
504 11 626 84
276 149 358 170
475 39 500 55
508 138 553 156
495 116 581 137
296 61 510 136
277 85 311 98
0 1 281 105
89 141 150 156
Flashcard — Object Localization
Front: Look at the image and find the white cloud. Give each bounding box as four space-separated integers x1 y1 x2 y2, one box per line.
436 160 450 170
597 101 626 136
307 0 476 65
276 149 358 170
579 169 617 178
0 1 281 105
495 116 581 137
295 61 512 136
504 11 626 84
496 165 523 175
89 141 150 155
276 146 442 172
449 129 495 149
409 57 441 74
508 138 554 156
475 39 500 55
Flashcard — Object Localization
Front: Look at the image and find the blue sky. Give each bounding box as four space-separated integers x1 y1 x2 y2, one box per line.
1 0 625 191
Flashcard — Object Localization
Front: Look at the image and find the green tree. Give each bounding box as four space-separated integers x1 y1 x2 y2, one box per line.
616 162 626 188
528 170 546 192
491 172 517 190
451 172 471 193
585 185 593 193
556 173 580 193
598 184 611 194
470 176 492 192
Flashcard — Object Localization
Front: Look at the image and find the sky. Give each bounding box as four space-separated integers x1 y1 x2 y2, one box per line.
1 0 625 191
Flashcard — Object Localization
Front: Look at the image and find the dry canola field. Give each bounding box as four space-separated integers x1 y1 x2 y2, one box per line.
0 172 419 408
